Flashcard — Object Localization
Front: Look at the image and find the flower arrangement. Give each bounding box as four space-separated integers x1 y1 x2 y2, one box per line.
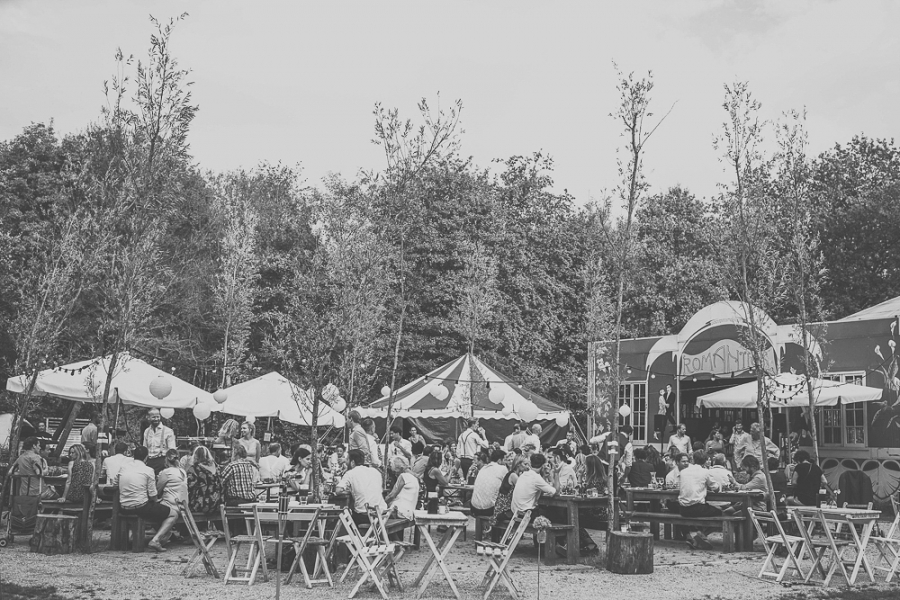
532 516 551 530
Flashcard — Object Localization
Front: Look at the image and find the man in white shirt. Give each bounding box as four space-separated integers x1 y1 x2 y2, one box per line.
707 453 737 489
555 430 578 455
471 449 508 522
457 418 489 477
116 445 177 553
102 441 133 483
747 422 780 461
666 452 689 488
678 450 721 549
348 411 371 465
511 453 557 517
259 442 291 481
618 425 634 485
523 424 542 453
504 422 527 452
730 421 753 465
143 408 176 475
667 423 691 457
388 426 412 462
551 448 577 490
336 449 387 526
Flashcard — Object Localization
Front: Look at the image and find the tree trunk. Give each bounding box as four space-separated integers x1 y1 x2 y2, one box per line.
52 401 83 460
606 531 653 574
755 378 778 512
85 351 119 553
30 514 79 555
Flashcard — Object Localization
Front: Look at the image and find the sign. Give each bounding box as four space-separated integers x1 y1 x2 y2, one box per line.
680 339 774 377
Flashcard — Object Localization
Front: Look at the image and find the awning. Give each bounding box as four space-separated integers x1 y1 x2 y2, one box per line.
697 373 883 409
218 372 345 428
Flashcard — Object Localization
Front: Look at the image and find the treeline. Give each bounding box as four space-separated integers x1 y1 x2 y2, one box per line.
2 18 900 431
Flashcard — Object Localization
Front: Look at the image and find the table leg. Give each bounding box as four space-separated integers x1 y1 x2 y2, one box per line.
415 525 463 600
566 499 579 565
738 496 752 552
848 519 877 584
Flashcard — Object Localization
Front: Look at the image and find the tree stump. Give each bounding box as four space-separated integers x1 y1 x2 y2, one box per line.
30 514 79 555
605 531 653 574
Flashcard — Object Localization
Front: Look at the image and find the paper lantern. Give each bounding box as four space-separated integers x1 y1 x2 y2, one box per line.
332 397 347 413
501 403 513 416
618 404 632 419
555 413 569 427
488 387 505 404
433 384 449 401
213 389 228 404
245 415 256 424
381 385 392 397
149 376 172 400
520 401 539 422
193 404 211 421
322 383 339 402
159 407 175 419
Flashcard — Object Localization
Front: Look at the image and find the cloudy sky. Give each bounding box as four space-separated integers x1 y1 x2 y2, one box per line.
2 0 898 203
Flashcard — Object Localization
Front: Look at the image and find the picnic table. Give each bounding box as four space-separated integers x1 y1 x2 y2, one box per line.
537 493 609 564
442 483 473 504
624 487 763 551
413 510 468 600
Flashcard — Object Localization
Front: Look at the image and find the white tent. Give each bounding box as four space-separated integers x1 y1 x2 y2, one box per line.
218 372 345 428
697 373 883 409
6 353 216 410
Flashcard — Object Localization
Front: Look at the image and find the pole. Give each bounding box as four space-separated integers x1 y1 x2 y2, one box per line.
276 490 289 600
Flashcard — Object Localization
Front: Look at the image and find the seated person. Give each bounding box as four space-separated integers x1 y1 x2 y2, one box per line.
336 449 387 526
724 454 768 514
787 449 824 506
221 444 260 506
116 445 178 553
102 442 133 483
472 449 508 519
510 453 557 522
678 451 721 549
259 442 291 482
627 447 655 487
551 447 577 490
385 456 419 540
768 456 788 505
60 443 94 505
9 437 55 499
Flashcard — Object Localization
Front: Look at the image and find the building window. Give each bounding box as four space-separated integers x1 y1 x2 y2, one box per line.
619 382 647 442
820 372 866 447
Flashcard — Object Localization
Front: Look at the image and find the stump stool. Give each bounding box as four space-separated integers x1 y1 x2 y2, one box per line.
30 514 79 555
606 530 653 574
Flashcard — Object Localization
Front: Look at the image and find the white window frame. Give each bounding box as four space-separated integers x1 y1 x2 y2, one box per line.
819 371 867 447
618 382 648 443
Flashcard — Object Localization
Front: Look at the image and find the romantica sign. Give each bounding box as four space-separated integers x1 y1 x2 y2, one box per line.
680 339 774 377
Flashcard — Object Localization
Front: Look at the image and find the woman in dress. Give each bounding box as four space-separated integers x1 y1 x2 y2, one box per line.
157 448 188 510
705 429 726 456
187 446 222 514
408 426 424 446
385 456 419 523
423 449 451 513
235 421 261 464
59 443 93 504
288 446 313 490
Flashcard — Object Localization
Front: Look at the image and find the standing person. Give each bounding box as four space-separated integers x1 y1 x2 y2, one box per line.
235 421 261 464
187 446 222 514
221 444 260 506
388 426 412 462
143 408 176 475
59 444 94 505
335 449 387 526
259 442 291 481
667 423 692 457
408 426 425 446
747 422 780 461
787 450 825 506
654 388 668 440
678 450 722 550
618 425 635 487
523 424 542 453
504 422 526 452
116 445 178 553
81 413 99 459
705 429 726 456
347 411 371 465
34 422 53 455
363 418 382 468
729 420 752 466
457 418 489 477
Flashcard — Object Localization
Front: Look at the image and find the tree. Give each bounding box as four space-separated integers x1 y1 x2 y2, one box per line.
713 81 781 510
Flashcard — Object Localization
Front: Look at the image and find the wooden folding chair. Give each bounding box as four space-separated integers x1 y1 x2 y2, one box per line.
220 504 270 585
337 509 395 600
791 508 854 586
366 505 414 592
835 502 874 537
179 502 222 579
252 504 333 589
748 509 805 583
475 510 532 600
870 509 900 582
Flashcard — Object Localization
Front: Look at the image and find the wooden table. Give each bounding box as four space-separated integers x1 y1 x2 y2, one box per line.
254 482 281 502
790 505 881 585
442 483 473 504
624 487 763 551
413 510 469 600
537 494 609 564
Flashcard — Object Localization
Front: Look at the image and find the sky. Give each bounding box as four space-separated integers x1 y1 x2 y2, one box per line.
1 0 898 204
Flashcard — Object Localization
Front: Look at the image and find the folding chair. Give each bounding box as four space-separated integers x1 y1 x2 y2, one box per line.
220 504 270 585
835 502 874 538
252 505 333 589
748 509 806 583
337 509 395 600
179 502 222 579
791 508 854 586
870 509 900 582
475 510 532 600
366 505 414 592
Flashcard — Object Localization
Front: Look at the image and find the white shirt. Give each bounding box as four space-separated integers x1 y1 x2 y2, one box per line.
388 438 412 460
457 428 488 459
678 464 720 507
523 433 541 452
388 472 419 519
668 433 691 456
116 460 157 509
504 431 526 451
553 462 577 489
366 434 382 467
259 454 291 481
511 469 556 515
665 466 681 488
731 432 753 463
621 442 634 469
472 462 508 510
102 454 133 482
708 465 736 489
337 465 387 514
143 424 176 459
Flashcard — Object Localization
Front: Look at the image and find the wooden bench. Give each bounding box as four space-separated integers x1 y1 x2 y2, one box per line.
41 485 112 547
626 511 746 553
474 515 573 564
110 489 221 552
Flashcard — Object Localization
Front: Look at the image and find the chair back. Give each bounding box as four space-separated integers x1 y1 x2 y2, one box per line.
366 504 392 545
749 508 790 546
253 504 322 541
220 504 246 545
498 510 531 547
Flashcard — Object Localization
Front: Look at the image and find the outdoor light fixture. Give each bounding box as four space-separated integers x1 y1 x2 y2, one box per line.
618 404 632 419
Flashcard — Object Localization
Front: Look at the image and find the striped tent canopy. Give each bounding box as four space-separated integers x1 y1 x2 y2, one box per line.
357 354 568 421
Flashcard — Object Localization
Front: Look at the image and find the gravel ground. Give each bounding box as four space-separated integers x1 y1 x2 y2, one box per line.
2 526 899 600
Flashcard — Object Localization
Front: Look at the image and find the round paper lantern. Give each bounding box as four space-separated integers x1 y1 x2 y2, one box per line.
213 389 228 404
433 384 449 401
488 387 505 404
332 397 347 413
245 415 256 425
193 404 211 421
555 413 569 427
381 385 392 397
159 407 175 419
520 401 539 422
618 404 632 419
149 376 172 400
501 403 513 417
